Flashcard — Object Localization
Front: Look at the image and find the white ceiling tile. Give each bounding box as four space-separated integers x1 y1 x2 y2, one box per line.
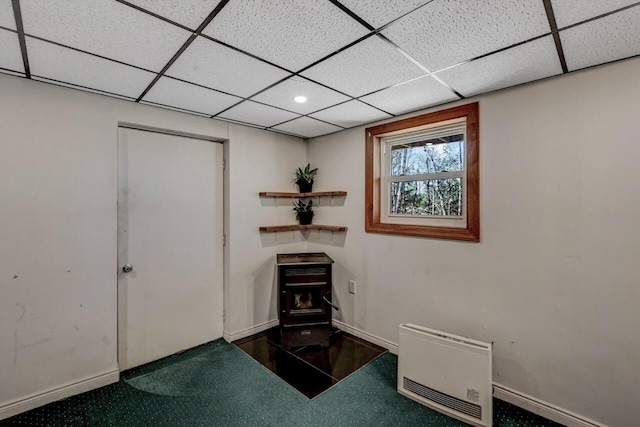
20 0 191 72
251 76 350 115
272 117 343 138
360 75 458 115
213 116 266 129
382 0 550 71
0 29 24 73
143 77 242 116
309 100 391 128
218 101 299 128
27 37 156 98
338 0 430 28
32 77 135 100
0 1 15 30
202 0 369 71
0 69 24 77
551 0 638 28
269 128 306 138
436 36 562 97
560 6 640 72
140 101 211 117
301 36 424 97
166 36 290 98
125 0 218 30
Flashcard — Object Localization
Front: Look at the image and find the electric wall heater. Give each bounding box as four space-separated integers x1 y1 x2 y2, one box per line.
398 323 493 427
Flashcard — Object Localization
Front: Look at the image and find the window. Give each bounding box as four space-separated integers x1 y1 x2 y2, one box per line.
365 103 479 241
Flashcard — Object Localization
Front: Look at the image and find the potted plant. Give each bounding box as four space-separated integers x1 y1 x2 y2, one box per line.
292 199 314 225
294 163 318 193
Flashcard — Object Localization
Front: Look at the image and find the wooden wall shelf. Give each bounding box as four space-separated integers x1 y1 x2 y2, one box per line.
259 190 348 235
259 225 347 232
259 191 347 198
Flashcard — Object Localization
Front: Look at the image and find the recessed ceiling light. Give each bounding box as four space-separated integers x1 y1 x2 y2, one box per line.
294 96 307 103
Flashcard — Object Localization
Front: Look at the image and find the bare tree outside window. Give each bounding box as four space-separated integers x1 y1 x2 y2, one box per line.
389 135 463 216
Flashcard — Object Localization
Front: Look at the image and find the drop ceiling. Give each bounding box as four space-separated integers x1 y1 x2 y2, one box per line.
1 0 639 138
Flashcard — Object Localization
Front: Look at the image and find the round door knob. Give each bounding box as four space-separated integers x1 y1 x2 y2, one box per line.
122 264 133 273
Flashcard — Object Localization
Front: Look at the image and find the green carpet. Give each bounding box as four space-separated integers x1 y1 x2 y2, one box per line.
1 339 561 426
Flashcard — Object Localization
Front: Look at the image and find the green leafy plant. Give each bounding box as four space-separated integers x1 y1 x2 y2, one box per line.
292 199 313 213
292 199 314 225
294 163 318 186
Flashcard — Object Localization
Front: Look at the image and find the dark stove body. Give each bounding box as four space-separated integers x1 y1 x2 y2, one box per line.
277 253 335 350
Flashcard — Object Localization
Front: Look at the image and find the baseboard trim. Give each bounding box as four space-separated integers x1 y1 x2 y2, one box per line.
223 319 279 343
0 369 119 421
493 383 607 427
332 320 399 354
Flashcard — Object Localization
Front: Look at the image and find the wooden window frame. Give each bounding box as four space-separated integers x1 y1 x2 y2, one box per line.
365 102 480 242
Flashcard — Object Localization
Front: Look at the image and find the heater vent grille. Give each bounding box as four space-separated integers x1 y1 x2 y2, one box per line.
403 377 482 420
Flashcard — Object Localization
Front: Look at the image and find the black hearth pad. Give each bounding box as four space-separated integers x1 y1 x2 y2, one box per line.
234 327 387 398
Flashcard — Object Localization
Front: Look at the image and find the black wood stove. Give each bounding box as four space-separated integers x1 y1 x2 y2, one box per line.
277 252 337 350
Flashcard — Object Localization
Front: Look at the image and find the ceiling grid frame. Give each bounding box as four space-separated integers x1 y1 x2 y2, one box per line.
544 0 569 73
2 0 639 138
11 0 30 78
134 0 231 102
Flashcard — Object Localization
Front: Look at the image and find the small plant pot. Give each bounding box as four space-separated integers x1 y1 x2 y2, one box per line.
297 181 313 193
297 211 314 225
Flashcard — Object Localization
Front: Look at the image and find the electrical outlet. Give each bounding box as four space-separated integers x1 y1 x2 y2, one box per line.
348 280 356 294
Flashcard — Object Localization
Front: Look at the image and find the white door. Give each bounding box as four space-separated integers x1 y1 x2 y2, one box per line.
117 127 223 371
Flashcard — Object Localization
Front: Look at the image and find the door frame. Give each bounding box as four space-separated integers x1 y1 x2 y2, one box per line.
116 122 227 371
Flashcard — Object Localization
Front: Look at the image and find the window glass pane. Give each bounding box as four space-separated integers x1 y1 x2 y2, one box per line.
391 135 464 176
390 178 462 216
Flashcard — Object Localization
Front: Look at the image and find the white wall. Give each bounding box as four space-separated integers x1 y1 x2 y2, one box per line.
0 74 305 415
225 124 307 339
306 57 640 427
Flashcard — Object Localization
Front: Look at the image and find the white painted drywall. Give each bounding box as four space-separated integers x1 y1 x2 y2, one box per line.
306 57 640 427
225 124 307 337
0 74 305 414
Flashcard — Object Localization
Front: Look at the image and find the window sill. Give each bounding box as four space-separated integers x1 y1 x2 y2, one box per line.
365 222 479 241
